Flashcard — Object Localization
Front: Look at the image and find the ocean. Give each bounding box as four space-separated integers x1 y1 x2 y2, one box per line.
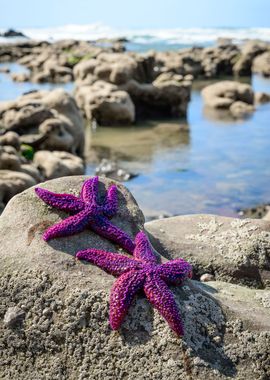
1 24 270 51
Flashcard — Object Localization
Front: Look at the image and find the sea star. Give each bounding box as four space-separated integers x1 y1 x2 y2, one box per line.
76 231 192 336
35 176 135 253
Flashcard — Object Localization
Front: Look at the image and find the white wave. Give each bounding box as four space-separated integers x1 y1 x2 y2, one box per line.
1 24 270 45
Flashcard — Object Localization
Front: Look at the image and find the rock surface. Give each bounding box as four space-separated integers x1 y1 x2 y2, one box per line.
0 169 37 212
75 81 135 125
252 51 270 77
145 214 270 288
202 81 255 119
0 178 269 379
74 53 191 123
34 150 84 179
0 89 84 156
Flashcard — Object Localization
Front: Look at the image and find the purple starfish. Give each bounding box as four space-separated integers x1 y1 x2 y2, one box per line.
76 231 192 336
35 176 135 253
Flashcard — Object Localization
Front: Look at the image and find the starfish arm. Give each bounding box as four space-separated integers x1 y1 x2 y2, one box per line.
76 249 140 276
80 176 99 203
144 274 184 336
35 187 84 212
90 216 135 254
159 259 193 285
43 210 90 241
103 185 118 218
110 270 145 330
134 231 157 263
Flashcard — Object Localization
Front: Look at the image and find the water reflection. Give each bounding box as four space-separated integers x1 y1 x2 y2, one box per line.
86 121 190 163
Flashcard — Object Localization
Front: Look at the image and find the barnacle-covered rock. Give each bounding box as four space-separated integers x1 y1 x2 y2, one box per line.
0 177 269 379
145 214 270 288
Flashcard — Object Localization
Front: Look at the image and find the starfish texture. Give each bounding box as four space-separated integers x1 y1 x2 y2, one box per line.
35 176 135 253
76 231 192 336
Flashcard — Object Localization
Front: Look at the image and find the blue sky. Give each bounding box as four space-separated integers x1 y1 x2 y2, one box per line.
0 0 270 29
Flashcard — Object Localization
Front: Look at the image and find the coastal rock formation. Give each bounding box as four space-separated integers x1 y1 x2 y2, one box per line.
0 169 36 212
1 29 28 38
201 80 255 119
156 43 240 79
0 39 126 81
0 89 84 155
75 81 135 125
34 150 84 179
73 52 191 123
233 40 270 76
252 51 270 77
145 214 270 288
73 52 155 86
122 74 191 119
0 177 269 379
0 132 42 190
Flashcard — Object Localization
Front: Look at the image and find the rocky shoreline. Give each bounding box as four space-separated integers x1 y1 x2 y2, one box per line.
0 37 270 216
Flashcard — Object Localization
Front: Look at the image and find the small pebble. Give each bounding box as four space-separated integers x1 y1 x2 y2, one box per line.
200 273 215 282
42 308 52 317
4 306 25 327
213 336 222 344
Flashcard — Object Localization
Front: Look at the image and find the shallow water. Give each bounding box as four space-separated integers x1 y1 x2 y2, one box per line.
87 75 270 218
1 62 270 218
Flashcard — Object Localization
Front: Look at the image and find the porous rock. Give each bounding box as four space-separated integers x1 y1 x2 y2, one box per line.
75 81 135 126
252 52 270 77
202 81 255 119
0 178 269 379
145 214 270 288
0 169 37 212
34 150 84 179
0 89 84 156
202 81 254 109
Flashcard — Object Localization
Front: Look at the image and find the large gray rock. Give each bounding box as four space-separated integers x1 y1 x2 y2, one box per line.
0 89 84 156
145 214 270 288
34 150 84 179
202 81 254 109
122 75 191 119
233 40 270 76
252 51 270 77
0 178 269 379
202 81 255 119
75 81 135 126
0 169 37 212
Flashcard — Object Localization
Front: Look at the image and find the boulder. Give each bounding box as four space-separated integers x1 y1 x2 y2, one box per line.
202 81 255 119
2 29 28 38
0 131 20 150
255 92 270 104
0 89 84 156
0 145 22 170
233 40 270 76
75 81 135 126
73 52 154 86
0 178 269 379
252 52 270 77
122 75 191 119
34 150 84 179
229 101 254 119
145 214 270 288
0 170 36 212
202 81 254 109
